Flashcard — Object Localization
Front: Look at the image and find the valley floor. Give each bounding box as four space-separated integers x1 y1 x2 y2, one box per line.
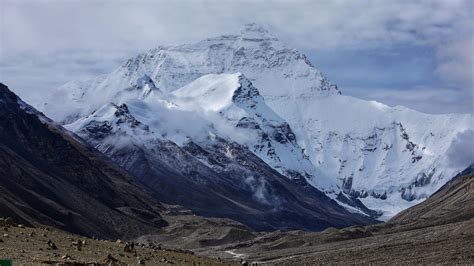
0 212 473 265
201 167 474 265
239 219 474 265
0 220 237 265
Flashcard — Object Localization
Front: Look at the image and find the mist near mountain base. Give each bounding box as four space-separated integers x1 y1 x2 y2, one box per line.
447 129 474 168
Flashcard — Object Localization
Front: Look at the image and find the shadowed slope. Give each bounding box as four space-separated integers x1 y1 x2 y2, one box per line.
0 83 167 239
390 165 473 226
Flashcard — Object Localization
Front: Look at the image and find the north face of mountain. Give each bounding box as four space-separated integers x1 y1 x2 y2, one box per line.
0 83 167 240
41 23 471 218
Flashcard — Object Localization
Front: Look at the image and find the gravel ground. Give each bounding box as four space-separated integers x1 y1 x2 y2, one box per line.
0 221 238 265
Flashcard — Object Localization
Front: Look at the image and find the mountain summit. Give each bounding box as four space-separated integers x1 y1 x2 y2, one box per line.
41 24 471 219
43 23 340 122
239 22 279 41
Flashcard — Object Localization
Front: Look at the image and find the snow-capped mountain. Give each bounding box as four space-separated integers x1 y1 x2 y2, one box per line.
61 76 375 230
41 23 472 219
170 73 337 190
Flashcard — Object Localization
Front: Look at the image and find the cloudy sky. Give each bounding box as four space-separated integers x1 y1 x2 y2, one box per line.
1 0 473 114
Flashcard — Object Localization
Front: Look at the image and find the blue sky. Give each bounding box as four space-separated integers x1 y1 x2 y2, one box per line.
0 0 472 114
307 46 437 89
305 45 472 114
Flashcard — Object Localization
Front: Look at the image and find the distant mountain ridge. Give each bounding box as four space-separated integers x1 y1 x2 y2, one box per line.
41 23 471 218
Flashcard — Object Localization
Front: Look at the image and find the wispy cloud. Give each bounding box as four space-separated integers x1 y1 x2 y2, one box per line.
447 130 474 168
2 0 472 52
435 37 474 92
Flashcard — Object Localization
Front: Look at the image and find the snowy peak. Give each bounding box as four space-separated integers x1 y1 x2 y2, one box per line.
41 23 342 124
172 73 243 112
111 103 147 129
239 23 278 42
67 101 150 145
172 73 264 114
232 74 262 107
172 73 338 191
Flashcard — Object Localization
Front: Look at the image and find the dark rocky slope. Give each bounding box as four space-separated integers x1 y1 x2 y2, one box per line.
390 164 473 226
0 83 167 239
83 117 376 231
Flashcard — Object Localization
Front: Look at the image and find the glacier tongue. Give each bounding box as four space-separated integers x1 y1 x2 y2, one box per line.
41 23 472 219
